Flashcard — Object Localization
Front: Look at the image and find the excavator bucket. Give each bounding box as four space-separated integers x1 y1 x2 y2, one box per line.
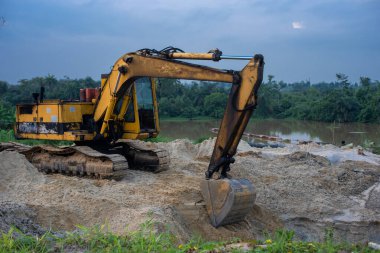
200 178 256 227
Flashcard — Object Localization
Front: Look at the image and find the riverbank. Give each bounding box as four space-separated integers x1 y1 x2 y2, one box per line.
159 118 380 153
1 117 380 155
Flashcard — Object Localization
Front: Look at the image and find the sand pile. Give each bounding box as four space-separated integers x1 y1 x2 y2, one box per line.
0 139 379 243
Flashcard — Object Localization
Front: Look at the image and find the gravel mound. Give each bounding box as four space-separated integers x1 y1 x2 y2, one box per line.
0 202 47 236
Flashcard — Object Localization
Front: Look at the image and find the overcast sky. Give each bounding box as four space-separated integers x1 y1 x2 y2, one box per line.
1 0 379 84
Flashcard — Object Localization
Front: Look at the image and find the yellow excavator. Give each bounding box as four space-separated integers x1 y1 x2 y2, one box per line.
12 47 264 227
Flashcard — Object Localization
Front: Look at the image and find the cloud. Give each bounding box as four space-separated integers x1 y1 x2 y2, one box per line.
292 21 304 29
0 16 6 27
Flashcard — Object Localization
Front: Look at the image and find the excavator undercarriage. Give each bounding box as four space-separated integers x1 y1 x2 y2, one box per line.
1 141 169 180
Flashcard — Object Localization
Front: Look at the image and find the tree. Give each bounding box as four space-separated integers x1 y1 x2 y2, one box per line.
255 80 282 117
0 101 14 129
268 75 275 84
0 81 8 95
336 73 349 88
360 76 371 88
204 93 227 118
182 107 197 120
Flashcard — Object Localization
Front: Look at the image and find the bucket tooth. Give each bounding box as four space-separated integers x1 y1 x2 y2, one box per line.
200 178 256 227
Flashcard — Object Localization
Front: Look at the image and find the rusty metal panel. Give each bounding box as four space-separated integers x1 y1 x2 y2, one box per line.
37 122 59 134
17 122 38 134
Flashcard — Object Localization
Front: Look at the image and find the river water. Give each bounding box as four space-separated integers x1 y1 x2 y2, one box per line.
160 118 380 147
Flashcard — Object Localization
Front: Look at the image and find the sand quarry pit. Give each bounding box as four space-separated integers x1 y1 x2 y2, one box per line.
0 139 379 243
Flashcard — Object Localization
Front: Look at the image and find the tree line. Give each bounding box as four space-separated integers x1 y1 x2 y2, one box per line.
157 74 380 123
0 73 379 129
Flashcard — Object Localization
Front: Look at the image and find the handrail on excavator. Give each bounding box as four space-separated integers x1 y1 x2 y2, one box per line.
168 52 253 61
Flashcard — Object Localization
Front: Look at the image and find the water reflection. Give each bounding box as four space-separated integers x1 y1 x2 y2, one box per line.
159 119 380 146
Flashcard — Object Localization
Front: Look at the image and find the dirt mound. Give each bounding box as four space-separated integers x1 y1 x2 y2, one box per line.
0 140 379 243
0 151 45 193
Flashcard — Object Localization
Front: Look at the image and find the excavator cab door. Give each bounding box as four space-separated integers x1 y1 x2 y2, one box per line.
135 77 156 132
119 77 159 139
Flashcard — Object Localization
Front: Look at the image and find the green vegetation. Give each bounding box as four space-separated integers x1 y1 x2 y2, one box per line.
157 74 380 123
0 129 72 146
0 222 376 253
0 74 379 130
145 136 173 143
193 136 211 144
373 148 380 155
0 98 15 129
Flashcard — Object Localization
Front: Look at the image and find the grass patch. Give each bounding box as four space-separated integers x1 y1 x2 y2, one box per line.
362 139 380 155
0 222 376 253
0 129 73 146
192 136 211 144
372 147 380 155
257 229 376 253
144 136 174 143
0 220 221 253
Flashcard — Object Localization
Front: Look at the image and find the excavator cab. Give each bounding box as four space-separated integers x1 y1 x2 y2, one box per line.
113 77 160 140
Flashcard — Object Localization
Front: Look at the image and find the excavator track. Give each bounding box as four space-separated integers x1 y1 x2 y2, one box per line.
0 142 31 153
0 140 170 180
116 139 170 173
21 145 129 180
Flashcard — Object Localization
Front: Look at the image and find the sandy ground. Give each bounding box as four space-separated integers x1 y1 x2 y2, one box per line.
0 139 379 243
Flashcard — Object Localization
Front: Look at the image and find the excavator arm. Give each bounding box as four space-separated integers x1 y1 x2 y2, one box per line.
95 47 264 227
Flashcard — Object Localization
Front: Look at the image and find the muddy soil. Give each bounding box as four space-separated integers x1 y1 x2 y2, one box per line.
0 139 379 243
